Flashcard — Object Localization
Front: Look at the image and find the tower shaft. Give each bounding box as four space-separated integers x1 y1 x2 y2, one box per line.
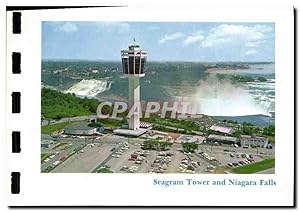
128 76 140 130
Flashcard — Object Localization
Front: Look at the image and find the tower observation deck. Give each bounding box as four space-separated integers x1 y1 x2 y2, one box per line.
121 44 147 130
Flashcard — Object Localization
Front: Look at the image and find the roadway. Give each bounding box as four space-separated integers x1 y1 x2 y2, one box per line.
41 134 94 172
91 143 123 173
42 115 98 126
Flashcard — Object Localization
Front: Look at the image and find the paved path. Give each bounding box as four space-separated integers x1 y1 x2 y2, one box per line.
91 143 122 173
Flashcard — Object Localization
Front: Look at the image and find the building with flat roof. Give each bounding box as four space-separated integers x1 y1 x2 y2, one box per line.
240 135 268 148
113 128 148 137
207 134 238 145
210 125 234 135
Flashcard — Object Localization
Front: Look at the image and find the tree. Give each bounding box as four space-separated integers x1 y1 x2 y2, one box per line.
143 139 173 151
263 125 275 136
121 117 128 125
182 142 198 153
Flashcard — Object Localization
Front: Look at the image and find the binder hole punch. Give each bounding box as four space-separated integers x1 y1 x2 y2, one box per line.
12 12 21 34
12 92 21 113
11 172 20 194
12 131 21 153
12 52 21 74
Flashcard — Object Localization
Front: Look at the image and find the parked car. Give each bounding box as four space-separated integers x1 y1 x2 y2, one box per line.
52 160 61 166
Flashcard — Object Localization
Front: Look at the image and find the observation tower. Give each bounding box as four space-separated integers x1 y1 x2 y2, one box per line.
121 44 147 130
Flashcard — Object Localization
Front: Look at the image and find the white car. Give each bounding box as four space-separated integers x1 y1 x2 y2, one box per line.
52 160 61 166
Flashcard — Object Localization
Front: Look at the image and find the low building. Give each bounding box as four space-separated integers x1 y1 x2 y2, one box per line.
64 122 98 135
210 125 234 135
113 128 148 137
178 135 206 144
240 135 268 148
207 134 238 145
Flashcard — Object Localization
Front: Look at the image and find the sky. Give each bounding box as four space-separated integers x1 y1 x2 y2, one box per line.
42 22 275 62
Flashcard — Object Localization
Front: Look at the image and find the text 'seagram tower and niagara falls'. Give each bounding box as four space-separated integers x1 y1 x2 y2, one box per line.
121 44 147 130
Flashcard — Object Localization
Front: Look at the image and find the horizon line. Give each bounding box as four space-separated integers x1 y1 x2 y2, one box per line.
42 59 275 63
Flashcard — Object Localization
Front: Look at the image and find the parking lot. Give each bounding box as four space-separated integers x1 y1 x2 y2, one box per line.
51 142 117 173
197 145 273 172
41 136 87 172
43 133 275 174
99 142 219 174
105 143 143 173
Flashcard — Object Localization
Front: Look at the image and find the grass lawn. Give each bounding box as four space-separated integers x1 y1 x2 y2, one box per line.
41 153 49 162
41 119 122 134
142 117 200 131
41 122 76 134
53 142 68 150
97 168 113 173
232 159 275 174
98 119 122 129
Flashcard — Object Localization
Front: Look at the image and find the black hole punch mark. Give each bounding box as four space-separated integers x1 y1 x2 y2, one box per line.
12 92 21 113
12 12 21 34
11 172 20 194
12 131 21 153
12 52 21 74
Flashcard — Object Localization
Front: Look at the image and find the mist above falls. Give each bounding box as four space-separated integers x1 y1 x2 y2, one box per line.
187 74 270 116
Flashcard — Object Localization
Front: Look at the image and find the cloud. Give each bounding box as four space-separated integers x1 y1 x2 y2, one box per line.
199 24 272 48
183 31 204 46
244 49 257 56
159 32 184 44
245 40 266 47
95 22 130 34
56 22 78 32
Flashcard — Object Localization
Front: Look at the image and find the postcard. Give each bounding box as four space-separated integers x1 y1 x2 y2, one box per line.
5 3 295 207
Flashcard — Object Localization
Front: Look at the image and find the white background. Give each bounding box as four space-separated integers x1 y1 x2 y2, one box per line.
0 0 298 210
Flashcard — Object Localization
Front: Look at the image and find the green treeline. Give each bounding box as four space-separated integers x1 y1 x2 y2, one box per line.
41 88 112 119
216 74 267 83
